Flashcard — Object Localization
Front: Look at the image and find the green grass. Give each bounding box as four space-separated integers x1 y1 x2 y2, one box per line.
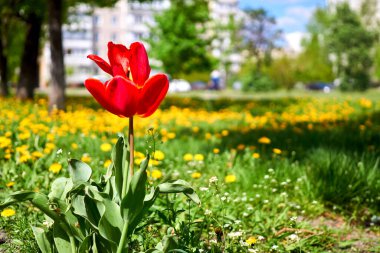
0 92 379 252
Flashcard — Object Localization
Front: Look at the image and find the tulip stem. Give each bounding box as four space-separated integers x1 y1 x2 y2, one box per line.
129 117 134 176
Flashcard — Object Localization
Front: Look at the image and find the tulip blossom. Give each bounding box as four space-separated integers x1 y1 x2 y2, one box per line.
85 41 169 118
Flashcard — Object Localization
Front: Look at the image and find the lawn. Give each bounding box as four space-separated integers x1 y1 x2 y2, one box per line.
0 90 379 252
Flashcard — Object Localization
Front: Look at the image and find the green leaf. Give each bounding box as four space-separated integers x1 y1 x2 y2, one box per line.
72 194 103 229
78 234 92 253
68 159 92 184
31 226 53 253
53 224 73 253
158 180 201 204
98 199 123 245
48 177 73 201
111 136 129 199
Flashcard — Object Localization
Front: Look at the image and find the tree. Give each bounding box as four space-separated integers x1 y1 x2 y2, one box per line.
241 8 282 72
149 0 212 77
295 8 334 84
326 3 377 90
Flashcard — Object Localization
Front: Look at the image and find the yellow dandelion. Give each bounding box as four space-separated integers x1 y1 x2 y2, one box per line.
213 148 220 154
191 172 202 179
225 174 237 183
273 148 282 155
1 208 16 217
205 133 212 140
167 132 176 139
6 181 15 188
153 150 165 161
194 154 204 161
258 136 271 144
246 236 257 245
0 136 11 149
104 159 112 168
49 163 62 174
221 130 229 137
151 169 162 179
32 151 44 159
237 144 245 150
183 153 193 161
252 153 260 159
100 143 112 152
81 154 91 163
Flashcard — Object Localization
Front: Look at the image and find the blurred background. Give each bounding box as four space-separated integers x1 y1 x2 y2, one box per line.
0 0 379 106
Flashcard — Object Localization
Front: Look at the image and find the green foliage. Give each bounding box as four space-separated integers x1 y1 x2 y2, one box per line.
326 3 377 91
0 136 199 252
148 0 213 77
263 55 297 90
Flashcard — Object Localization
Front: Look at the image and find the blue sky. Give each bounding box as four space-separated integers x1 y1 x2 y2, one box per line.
238 0 328 51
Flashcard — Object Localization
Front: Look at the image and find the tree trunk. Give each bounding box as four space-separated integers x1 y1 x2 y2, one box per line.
16 14 42 100
0 22 9 97
47 0 65 110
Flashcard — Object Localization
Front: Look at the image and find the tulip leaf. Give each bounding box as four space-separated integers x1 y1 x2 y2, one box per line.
53 224 72 253
68 159 92 184
98 199 123 245
48 177 73 201
120 155 149 233
78 234 92 253
158 180 201 205
31 226 53 253
111 136 129 199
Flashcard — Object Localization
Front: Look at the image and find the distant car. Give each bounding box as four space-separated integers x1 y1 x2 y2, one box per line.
191 81 208 90
306 82 333 93
168 79 191 92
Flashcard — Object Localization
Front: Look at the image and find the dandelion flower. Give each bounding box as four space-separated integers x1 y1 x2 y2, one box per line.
258 136 271 144
100 143 112 152
49 163 62 174
1 208 16 217
183 153 193 161
225 174 237 183
151 169 162 179
194 154 204 161
252 153 260 159
191 172 202 179
246 236 257 245
153 150 165 160
273 148 282 154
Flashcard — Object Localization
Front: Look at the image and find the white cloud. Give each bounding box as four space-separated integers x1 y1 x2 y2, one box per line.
284 31 305 52
285 6 315 20
277 16 299 27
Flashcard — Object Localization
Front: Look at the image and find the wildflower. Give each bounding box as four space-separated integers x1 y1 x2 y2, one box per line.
0 136 11 149
204 209 212 215
199 187 209 191
228 231 243 238
183 153 193 161
252 153 260 159
1 208 16 217
71 143 78 149
219 129 228 137
32 151 44 159
209 176 218 184
85 42 169 118
194 154 204 161
191 172 202 179
237 144 245 150
100 143 112 152
258 136 271 144
225 174 237 183
49 163 62 174
213 148 220 154
104 159 112 168
273 148 282 154
167 132 176 139
246 236 257 245
6 181 15 188
81 154 91 163
151 169 162 179
153 150 165 160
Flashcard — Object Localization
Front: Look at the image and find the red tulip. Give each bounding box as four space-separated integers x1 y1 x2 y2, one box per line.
85 42 169 118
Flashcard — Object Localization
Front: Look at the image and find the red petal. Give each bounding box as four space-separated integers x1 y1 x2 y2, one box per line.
107 42 130 77
129 42 151 87
137 74 169 118
87 55 112 76
84 78 120 115
105 76 138 117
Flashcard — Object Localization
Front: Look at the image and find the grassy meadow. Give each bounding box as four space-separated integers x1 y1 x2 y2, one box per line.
0 90 379 252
